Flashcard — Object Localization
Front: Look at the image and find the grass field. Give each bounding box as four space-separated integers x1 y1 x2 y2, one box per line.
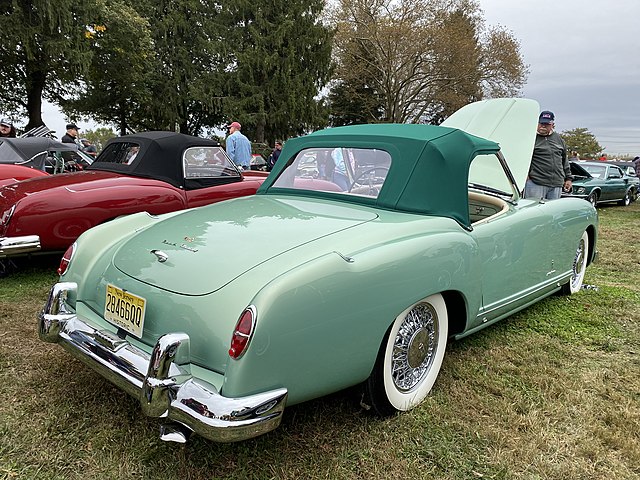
1 203 638 480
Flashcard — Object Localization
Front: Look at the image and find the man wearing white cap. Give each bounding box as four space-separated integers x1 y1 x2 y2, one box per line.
225 121 251 170
0 119 16 138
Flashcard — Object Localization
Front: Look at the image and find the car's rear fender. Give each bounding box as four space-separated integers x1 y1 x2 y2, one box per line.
221 230 480 405
184 175 266 208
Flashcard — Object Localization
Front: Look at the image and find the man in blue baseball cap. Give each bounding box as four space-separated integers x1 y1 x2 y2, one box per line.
524 110 572 200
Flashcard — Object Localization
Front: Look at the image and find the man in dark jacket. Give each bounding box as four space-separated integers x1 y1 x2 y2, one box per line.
80 138 98 157
632 156 640 179
267 141 283 171
524 111 572 200
61 123 81 146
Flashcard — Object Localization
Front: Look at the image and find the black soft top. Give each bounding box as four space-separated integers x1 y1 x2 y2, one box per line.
0 137 79 163
88 131 223 188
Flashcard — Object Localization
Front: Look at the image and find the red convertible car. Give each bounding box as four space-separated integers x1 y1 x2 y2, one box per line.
0 131 267 271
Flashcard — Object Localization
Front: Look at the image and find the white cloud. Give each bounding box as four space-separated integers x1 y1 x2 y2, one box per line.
478 0 640 155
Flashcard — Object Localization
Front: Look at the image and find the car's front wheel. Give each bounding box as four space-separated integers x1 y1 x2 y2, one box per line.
363 294 448 416
560 231 589 295
586 191 599 206
618 190 632 206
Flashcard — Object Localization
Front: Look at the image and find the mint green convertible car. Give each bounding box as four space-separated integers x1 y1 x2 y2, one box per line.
39 99 598 443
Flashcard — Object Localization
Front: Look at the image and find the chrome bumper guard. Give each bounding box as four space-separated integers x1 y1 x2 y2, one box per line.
38 282 288 443
0 235 41 257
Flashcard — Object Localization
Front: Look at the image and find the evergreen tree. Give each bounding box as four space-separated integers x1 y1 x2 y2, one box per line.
82 126 117 152
328 79 383 126
135 0 228 135
328 38 383 126
560 128 603 159
220 0 333 144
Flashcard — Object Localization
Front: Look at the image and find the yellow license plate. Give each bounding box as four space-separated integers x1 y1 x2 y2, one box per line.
104 284 147 338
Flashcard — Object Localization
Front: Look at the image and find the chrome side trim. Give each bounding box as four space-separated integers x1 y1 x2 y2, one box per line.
0 235 41 257
478 272 569 317
38 282 288 443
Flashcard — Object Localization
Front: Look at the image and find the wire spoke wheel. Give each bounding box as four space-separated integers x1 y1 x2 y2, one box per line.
391 303 438 392
364 294 448 415
561 231 589 295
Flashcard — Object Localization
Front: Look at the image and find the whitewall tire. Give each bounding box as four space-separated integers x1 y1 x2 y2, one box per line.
561 231 589 295
364 294 448 415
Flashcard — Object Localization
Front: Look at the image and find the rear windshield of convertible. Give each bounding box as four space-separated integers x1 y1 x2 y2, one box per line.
183 147 240 178
271 147 392 199
96 141 142 165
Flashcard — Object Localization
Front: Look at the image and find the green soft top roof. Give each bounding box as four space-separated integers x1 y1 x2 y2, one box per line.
259 123 500 227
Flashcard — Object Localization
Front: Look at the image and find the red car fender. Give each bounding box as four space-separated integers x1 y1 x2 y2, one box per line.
7 175 187 251
0 164 49 187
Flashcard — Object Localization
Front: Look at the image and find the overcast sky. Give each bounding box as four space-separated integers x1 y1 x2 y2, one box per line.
45 0 640 155
478 0 640 156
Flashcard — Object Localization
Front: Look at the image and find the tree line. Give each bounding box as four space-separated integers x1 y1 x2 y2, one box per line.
0 0 527 146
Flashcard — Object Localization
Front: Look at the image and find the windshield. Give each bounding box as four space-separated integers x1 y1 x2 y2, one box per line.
271 147 392 199
96 141 142 165
61 149 93 167
583 165 606 178
43 149 94 174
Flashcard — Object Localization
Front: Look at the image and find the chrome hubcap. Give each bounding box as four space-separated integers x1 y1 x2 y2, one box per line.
571 238 586 288
391 303 438 392
407 328 430 368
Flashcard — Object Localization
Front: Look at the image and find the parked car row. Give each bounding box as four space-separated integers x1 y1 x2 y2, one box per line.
32 99 599 444
0 132 268 273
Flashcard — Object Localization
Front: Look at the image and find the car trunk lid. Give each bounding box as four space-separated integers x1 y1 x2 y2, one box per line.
113 196 378 295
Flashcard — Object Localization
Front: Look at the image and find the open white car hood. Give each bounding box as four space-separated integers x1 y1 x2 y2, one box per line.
442 98 539 194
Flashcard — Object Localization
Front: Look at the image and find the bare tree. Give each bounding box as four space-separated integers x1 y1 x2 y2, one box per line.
329 0 527 124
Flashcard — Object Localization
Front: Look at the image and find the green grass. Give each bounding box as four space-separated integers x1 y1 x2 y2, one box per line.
1 203 639 480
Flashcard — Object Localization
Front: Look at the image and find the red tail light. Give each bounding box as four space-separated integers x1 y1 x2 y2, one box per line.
229 306 256 359
57 243 76 276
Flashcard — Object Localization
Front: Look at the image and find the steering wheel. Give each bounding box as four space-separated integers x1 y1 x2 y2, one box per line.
348 167 389 195
64 161 81 172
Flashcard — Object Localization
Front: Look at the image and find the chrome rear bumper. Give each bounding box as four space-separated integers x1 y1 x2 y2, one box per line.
0 235 41 257
38 282 288 443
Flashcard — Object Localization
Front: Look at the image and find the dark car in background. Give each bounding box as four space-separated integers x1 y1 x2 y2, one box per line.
605 160 638 178
0 137 94 186
564 161 638 206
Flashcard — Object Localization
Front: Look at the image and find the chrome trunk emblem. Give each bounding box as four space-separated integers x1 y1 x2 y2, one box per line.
151 249 169 263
